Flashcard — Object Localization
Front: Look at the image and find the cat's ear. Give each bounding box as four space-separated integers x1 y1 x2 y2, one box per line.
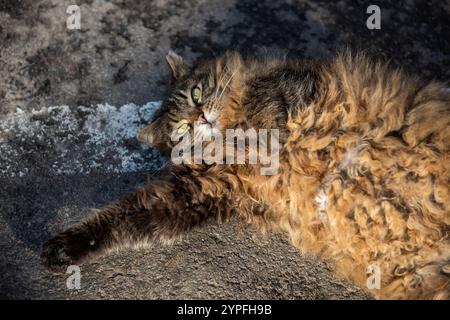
165 50 190 80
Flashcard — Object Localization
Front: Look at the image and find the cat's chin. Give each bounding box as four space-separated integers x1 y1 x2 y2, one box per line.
193 122 220 138
204 110 220 124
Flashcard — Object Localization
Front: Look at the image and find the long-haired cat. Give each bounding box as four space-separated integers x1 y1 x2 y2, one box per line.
42 50 450 299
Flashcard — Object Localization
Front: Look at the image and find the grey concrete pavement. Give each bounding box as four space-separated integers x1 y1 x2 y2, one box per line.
0 0 448 299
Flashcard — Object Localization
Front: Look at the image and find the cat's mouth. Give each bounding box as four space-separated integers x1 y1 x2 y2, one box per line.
194 114 214 138
196 113 209 125
191 112 222 144
195 110 220 128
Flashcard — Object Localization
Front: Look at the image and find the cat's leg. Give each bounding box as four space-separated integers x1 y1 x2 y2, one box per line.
42 167 235 272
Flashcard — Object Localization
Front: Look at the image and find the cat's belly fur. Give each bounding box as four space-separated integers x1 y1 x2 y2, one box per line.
254 56 450 299
308 140 450 299
249 128 449 299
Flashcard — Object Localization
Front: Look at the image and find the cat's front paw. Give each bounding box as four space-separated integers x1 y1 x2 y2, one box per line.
41 229 94 273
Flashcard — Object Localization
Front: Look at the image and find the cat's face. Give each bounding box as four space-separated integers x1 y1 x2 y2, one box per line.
138 51 242 157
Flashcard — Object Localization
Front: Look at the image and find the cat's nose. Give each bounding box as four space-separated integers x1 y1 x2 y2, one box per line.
197 113 208 124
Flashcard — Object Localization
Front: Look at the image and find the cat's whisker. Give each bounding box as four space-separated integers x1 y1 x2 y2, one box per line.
208 70 237 114
213 60 233 101
219 70 236 100
208 69 237 114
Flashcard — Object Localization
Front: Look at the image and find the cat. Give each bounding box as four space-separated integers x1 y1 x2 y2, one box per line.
42 50 450 299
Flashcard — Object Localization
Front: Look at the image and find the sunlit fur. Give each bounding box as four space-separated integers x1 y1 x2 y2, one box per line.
43 51 449 300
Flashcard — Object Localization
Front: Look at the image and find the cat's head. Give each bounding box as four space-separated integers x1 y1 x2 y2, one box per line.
137 51 244 157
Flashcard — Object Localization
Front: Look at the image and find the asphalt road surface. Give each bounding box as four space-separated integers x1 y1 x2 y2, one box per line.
0 0 448 299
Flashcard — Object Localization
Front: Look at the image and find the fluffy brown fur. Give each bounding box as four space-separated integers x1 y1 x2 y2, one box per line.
42 51 450 299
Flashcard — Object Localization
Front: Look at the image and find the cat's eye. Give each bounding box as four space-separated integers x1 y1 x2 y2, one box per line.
191 86 202 104
177 123 190 135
